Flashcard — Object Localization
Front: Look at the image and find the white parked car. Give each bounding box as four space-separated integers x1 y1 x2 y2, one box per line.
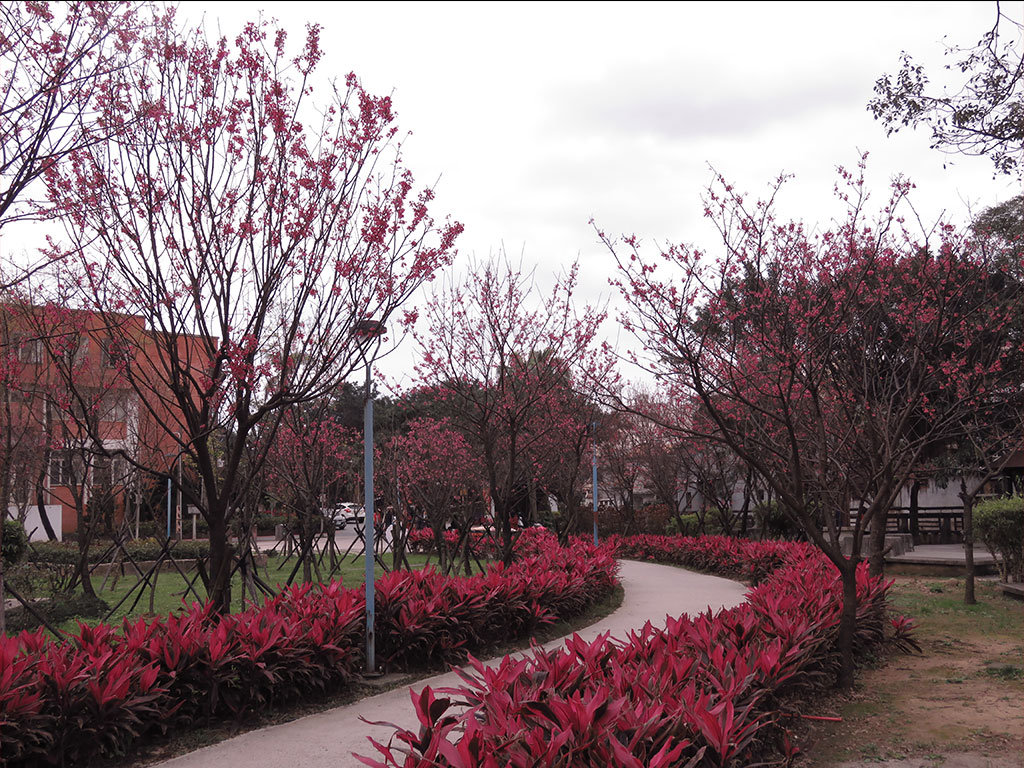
327 502 364 528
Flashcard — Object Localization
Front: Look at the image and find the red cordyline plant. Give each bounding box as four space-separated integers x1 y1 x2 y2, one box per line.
598 158 1021 686
415 258 614 566
358 535 912 768
0 529 617 765
38 12 462 614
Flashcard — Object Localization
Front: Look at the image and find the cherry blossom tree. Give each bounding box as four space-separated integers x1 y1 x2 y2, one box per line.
0 297 52 633
525 379 605 543
388 417 479 573
263 403 358 584
415 259 608 564
685 428 748 535
628 393 688 520
43 17 462 613
598 411 644 535
602 161 1022 685
0 0 154 630
0 2 152 248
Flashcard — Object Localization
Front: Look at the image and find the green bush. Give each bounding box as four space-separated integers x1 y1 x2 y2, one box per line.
27 537 211 565
4 592 109 633
26 541 79 565
636 503 673 535
975 496 1023 583
2 518 28 568
665 513 701 536
755 501 803 541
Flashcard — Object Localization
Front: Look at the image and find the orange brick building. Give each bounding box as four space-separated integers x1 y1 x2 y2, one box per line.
1 304 212 538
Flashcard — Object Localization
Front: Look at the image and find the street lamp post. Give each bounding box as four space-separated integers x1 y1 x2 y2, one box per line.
592 421 599 547
356 319 386 676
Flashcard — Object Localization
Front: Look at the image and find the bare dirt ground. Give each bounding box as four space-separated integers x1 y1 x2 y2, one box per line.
797 577 1023 768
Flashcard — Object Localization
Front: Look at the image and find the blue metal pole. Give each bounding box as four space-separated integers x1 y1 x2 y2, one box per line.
592 422 598 547
363 365 376 675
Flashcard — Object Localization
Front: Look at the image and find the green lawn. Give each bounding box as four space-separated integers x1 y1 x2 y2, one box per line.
8 548 485 635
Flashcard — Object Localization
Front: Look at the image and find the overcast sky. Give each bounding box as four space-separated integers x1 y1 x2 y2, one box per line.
15 2 1023 391
196 1 1021 389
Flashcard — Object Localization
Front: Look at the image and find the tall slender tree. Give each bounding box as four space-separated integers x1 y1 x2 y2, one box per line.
44 17 461 612
415 259 607 564
602 161 1021 685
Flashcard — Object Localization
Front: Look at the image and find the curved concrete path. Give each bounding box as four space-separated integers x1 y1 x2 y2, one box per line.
156 561 749 768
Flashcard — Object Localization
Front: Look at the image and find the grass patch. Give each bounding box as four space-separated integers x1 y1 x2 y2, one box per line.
887 578 1022 637
982 663 1024 681
7 551 487 635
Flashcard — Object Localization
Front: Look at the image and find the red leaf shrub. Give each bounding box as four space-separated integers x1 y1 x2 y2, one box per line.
0 530 616 765
360 535 912 767
376 532 617 670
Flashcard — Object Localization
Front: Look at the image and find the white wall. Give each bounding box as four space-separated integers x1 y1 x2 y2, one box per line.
894 475 982 509
10 504 62 541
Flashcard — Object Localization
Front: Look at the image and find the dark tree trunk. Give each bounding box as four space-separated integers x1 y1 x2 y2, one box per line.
431 522 447 573
77 526 96 598
959 477 976 605
34 470 57 541
909 479 921 543
527 475 537 528
836 559 859 688
499 505 514 565
868 508 888 578
739 470 752 538
0 505 5 635
208 516 234 614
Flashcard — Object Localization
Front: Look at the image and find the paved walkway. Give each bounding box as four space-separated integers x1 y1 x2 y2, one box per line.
156 560 750 768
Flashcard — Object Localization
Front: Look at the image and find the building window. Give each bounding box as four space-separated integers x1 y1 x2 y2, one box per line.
100 391 132 422
49 452 75 487
15 337 43 365
91 457 113 490
111 455 127 483
101 338 130 370
74 336 89 365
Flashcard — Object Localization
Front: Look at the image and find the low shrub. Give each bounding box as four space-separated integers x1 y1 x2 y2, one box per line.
755 501 804 541
360 535 909 768
4 593 109 634
0 530 616 766
3 519 28 568
26 538 211 566
636 503 674 534
405 527 505 558
611 533 791 585
975 496 1023 583
665 513 701 536
376 533 617 670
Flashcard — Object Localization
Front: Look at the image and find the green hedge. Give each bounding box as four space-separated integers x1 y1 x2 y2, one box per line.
3 593 108 633
2 519 28 568
975 496 1023 583
755 501 805 540
27 538 211 565
664 513 701 536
